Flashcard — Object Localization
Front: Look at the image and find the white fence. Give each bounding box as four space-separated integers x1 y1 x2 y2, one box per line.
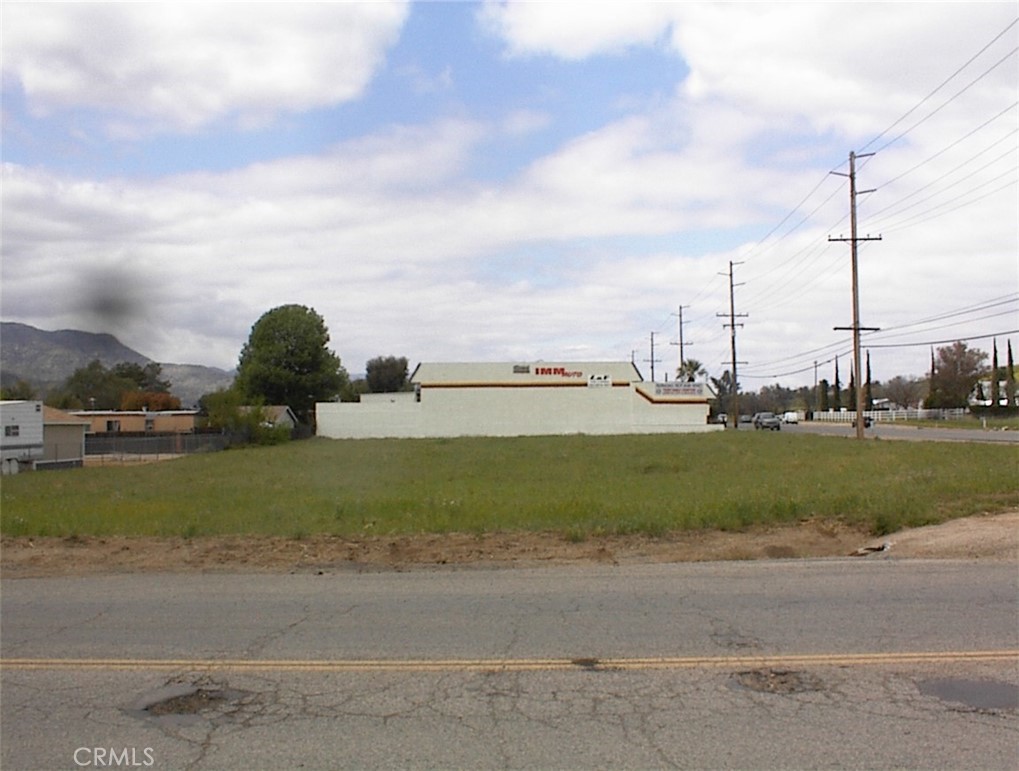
811 408 969 423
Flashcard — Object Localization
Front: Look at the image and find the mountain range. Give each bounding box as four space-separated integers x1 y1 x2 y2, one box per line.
0 322 234 407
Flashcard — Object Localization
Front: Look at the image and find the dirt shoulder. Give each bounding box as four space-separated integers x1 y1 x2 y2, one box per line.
2 511 1016 578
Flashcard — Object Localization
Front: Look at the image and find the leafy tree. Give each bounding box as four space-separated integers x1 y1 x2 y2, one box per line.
710 370 737 422
112 362 171 393
199 388 289 445
925 341 988 408
0 380 35 400
757 383 796 413
49 360 136 410
235 304 348 423
818 378 830 411
121 391 182 411
365 356 410 393
677 359 707 383
880 376 925 409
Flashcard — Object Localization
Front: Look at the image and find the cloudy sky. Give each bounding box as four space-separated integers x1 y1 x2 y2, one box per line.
2 2 1016 389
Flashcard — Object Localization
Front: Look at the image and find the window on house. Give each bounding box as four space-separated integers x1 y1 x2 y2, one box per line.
4 425 19 437
106 420 121 432
145 418 155 432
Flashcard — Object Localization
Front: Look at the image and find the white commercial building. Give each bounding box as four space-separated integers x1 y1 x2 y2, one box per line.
317 362 720 439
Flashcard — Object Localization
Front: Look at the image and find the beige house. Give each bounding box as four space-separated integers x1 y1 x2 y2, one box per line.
69 410 199 434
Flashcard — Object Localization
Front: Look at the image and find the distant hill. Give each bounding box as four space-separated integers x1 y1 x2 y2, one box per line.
0 322 234 406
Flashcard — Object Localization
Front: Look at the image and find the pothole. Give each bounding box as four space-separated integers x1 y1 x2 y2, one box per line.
918 678 1019 711
145 688 225 716
731 669 823 694
126 681 252 726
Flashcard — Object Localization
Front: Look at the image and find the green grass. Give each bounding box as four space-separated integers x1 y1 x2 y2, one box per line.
897 415 1019 430
2 433 1017 539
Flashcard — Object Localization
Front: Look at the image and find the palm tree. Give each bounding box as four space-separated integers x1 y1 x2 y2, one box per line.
677 359 707 383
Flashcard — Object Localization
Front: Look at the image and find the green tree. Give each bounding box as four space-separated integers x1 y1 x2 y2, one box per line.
925 341 988 408
880 375 925 409
49 360 136 410
365 356 410 393
1006 341 1016 409
677 358 707 383
818 378 830 411
235 305 348 423
990 339 1000 407
865 352 874 410
200 388 289 445
112 362 171 393
0 380 35 400
832 358 842 411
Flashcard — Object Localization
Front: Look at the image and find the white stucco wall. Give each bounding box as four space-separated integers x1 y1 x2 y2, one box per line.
317 362 719 439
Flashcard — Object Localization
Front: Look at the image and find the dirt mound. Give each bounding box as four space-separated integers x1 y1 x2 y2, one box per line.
2 512 1015 578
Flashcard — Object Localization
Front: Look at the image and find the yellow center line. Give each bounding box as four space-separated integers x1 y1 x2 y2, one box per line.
2 650 1016 672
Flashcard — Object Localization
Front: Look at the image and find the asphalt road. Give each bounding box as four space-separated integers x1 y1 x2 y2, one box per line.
776 420 1019 443
2 560 1017 770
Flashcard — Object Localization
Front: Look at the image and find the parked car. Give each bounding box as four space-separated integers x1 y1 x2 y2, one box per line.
782 411 799 424
752 412 782 430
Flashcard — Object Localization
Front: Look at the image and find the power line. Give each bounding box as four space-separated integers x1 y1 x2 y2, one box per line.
860 17 1019 155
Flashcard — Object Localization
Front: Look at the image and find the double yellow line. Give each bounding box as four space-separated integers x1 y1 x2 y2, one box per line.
2 650 1016 673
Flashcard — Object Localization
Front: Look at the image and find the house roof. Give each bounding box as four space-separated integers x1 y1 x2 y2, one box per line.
43 406 92 425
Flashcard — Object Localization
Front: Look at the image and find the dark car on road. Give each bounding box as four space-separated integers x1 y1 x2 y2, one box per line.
752 412 782 430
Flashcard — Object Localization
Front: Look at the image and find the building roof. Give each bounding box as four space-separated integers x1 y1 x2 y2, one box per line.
43 406 92 425
411 361 642 386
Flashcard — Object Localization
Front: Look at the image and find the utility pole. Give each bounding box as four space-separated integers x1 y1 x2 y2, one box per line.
717 261 748 428
645 332 663 382
830 151 881 440
670 305 692 378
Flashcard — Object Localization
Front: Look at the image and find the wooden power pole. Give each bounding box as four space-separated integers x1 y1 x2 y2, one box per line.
830 151 881 440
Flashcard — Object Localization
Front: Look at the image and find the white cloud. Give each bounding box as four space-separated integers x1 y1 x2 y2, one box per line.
2 3 1015 387
2 2 410 135
479 0 676 59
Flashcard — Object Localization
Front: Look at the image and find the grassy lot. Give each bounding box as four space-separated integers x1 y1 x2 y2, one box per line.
2 433 1017 540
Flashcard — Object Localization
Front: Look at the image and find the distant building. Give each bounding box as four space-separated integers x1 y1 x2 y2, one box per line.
240 405 299 430
68 410 200 434
317 361 719 439
1 400 44 474
1 401 93 472
42 406 90 468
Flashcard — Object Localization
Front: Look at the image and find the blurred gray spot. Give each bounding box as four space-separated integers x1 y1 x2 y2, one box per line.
74 264 151 333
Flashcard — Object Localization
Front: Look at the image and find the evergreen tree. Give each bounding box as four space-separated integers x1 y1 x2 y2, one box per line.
990 339 1000 407
832 358 842 410
1007 341 1016 409
865 352 874 410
